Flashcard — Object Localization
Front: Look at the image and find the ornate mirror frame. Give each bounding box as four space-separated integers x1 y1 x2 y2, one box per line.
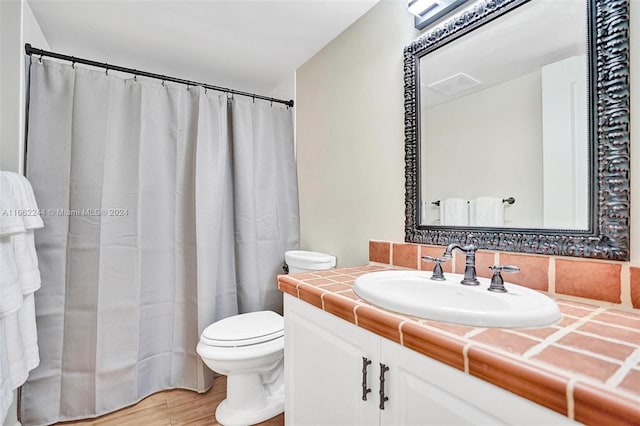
404 0 630 261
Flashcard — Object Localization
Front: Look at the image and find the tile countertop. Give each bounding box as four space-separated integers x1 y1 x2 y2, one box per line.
277 265 640 426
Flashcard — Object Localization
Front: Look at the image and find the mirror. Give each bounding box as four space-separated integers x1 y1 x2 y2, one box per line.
421 0 587 230
404 0 630 260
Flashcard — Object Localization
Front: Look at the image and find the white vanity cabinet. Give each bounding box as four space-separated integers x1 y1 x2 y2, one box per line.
284 294 576 426
284 295 379 425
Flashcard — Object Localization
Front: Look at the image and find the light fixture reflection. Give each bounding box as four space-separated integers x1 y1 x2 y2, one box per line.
408 0 440 17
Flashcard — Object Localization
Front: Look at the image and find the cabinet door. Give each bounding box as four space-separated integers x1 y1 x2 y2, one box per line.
284 295 380 426
380 339 576 425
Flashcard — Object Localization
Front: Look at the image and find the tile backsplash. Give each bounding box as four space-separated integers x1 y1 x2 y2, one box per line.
369 240 640 310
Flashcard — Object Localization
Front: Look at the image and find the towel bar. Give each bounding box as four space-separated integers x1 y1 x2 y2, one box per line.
432 197 516 206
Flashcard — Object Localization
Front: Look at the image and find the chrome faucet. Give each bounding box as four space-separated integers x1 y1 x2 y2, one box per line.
442 243 480 286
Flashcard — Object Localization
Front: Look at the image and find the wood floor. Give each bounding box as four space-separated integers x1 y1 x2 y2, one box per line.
55 376 285 426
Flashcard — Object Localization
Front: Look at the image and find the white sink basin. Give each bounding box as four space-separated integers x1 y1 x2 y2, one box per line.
352 271 561 328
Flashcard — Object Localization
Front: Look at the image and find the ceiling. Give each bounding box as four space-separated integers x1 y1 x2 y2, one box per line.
27 0 380 96
420 0 586 107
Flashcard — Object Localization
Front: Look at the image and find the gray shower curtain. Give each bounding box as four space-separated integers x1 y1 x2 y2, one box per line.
21 59 299 425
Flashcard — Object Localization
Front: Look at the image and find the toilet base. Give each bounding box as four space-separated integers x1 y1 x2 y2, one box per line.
215 394 284 426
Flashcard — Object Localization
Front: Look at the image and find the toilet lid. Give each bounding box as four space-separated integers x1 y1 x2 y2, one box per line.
201 311 284 347
285 250 336 265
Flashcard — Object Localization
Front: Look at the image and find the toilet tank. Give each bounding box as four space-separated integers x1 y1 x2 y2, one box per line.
285 250 336 273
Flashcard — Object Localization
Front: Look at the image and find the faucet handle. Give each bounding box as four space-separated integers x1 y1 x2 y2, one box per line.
487 265 519 292
493 265 520 274
421 256 449 281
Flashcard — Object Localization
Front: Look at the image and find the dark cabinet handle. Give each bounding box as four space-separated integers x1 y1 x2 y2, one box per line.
361 357 372 401
379 363 390 410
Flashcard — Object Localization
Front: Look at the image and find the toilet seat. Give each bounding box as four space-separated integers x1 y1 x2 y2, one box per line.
200 311 284 348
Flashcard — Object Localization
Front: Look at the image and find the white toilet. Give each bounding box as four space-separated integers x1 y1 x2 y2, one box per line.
196 250 336 426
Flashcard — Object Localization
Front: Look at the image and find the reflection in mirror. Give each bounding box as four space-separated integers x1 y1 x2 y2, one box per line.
419 0 588 229
404 0 631 260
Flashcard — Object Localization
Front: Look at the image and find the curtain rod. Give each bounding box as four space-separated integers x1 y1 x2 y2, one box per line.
24 44 294 108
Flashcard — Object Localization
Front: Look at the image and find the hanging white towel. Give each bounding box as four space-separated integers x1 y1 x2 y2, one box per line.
0 173 26 237
3 172 44 294
10 232 41 295
440 198 469 226
0 173 26 315
420 200 428 224
469 196 504 227
1 312 29 389
0 172 27 425
0 172 44 424
19 294 40 372
0 173 27 316
4 171 44 232
0 236 22 318
0 318 14 426
11 173 43 230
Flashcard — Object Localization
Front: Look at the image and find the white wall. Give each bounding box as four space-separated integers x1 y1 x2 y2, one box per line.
0 0 50 175
422 70 543 228
296 0 419 267
297 0 640 267
269 73 295 104
0 0 24 174
23 2 49 52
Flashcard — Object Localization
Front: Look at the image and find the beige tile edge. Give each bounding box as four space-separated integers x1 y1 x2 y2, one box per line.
354 304 362 326
566 378 577 420
549 257 556 294
463 342 472 374
398 319 407 346
621 264 631 307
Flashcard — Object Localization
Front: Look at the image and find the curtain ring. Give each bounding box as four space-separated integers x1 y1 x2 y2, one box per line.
204 87 207 94
105 63 109 75
252 95 255 104
270 100 273 107
71 57 75 69
38 54 42 63
134 74 137 82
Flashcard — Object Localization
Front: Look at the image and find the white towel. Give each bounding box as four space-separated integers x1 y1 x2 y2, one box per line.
0 319 14 426
11 232 41 295
0 172 43 415
1 312 29 389
469 196 504 227
0 237 22 318
19 294 39 372
0 173 25 238
3 172 43 294
420 200 428 224
440 198 469 226
8 173 44 231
